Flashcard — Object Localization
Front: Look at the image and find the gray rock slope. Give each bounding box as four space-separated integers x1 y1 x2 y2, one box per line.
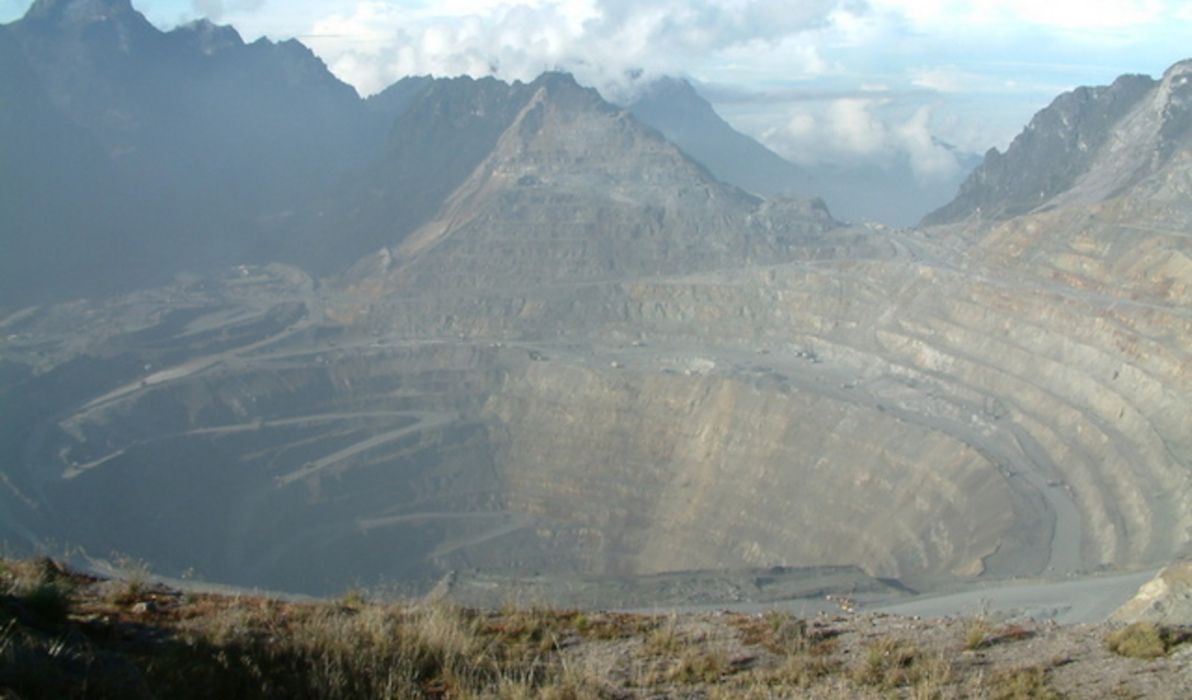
0 0 383 305
924 61 1192 225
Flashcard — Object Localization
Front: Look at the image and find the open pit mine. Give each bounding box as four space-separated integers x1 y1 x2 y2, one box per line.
1 1 1189 609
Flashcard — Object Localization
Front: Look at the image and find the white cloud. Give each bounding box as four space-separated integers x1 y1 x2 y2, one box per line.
190 0 266 22
896 106 960 180
761 98 960 181
303 0 853 96
910 66 978 94
828 98 889 155
870 0 1168 31
973 0 1164 30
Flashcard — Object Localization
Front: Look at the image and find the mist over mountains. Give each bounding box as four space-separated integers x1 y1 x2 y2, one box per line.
625 76 981 227
0 0 1189 605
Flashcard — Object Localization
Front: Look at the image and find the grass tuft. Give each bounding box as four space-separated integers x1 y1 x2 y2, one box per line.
985 666 1063 700
854 635 922 689
1104 622 1191 660
1 557 75 626
964 617 993 650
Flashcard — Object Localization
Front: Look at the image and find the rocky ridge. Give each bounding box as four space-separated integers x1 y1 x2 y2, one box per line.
1113 562 1192 625
0 0 374 304
924 61 1192 225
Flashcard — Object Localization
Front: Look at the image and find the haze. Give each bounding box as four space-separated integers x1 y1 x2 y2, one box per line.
0 0 1189 639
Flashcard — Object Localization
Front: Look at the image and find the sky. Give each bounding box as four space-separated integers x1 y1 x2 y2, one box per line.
4 0 1190 180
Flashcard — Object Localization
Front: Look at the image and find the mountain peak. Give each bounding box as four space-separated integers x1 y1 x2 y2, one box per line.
1163 58 1192 80
24 0 135 24
527 71 610 111
631 76 710 114
1157 58 1191 113
637 75 699 100
170 18 244 55
921 65 1174 225
530 70 580 88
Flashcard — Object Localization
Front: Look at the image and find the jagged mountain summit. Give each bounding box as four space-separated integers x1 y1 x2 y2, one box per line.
290 75 584 276
21 0 137 23
924 60 1192 225
342 72 837 309
0 0 380 305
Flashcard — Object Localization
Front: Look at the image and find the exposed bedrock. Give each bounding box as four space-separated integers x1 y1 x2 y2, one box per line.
486 362 1018 582
13 344 506 593
4 224 1189 594
21 340 1022 592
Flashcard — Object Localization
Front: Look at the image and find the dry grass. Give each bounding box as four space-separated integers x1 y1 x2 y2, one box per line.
762 650 842 689
1104 622 1191 659
853 635 922 688
642 617 686 656
151 601 486 698
0 557 75 625
665 647 730 684
964 617 993 650
2 557 1187 699
984 666 1064 700
106 554 153 608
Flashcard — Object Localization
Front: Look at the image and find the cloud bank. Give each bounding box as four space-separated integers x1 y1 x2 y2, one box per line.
759 96 964 182
189 0 264 23
304 0 849 98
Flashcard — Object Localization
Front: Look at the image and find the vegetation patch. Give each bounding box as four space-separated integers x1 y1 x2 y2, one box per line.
1104 622 1191 659
1 557 76 627
964 617 993 650
853 635 923 688
2 558 1189 699
985 666 1064 700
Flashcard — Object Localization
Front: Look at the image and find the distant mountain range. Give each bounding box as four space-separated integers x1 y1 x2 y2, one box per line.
2 0 967 308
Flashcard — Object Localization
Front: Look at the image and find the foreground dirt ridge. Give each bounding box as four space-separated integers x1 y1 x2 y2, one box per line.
2 558 1189 699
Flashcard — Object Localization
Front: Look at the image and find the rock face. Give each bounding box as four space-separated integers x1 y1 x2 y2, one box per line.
344 72 836 307
0 0 376 304
1113 563 1192 624
924 61 1192 225
288 76 551 275
625 78 814 200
